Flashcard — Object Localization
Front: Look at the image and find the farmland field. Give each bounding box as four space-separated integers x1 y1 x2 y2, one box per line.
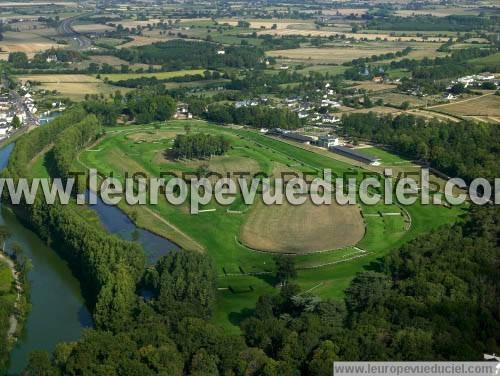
0 31 58 56
99 69 207 81
15 74 128 100
267 46 406 64
72 23 115 33
429 94 500 118
117 35 172 48
259 28 451 42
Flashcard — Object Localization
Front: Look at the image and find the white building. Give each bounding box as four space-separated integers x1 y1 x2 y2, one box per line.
318 134 340 148
321 99 341 107
322 114 341 124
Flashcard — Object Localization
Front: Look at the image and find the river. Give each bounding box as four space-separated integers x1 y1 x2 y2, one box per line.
2 141 178 374
0 144 92 376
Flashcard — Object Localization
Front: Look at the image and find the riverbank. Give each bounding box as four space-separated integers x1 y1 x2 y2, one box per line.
0 251 23 339
0 246 27 373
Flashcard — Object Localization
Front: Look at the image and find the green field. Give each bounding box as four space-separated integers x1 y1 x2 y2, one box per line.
470 52 500 70
356 146 412 165
76 120 463 332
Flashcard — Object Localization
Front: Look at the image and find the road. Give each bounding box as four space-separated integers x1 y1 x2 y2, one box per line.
9 89 39 128
57 14 92 50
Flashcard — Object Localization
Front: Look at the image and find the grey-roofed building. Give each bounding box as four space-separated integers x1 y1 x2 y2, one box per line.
282 132 314 144
329 146 381 165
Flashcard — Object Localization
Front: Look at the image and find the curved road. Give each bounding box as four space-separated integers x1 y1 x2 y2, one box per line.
57 15 92 50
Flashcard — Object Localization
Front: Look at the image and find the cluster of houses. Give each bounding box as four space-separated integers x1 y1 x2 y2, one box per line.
0 93 28 140
454 72 496 88
282 84 342 126
234 97 269 108
443 72 498 100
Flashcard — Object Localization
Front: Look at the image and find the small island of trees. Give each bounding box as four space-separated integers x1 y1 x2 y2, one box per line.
171 133 230 159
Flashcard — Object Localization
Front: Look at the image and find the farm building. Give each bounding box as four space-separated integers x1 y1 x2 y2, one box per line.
329 146 381 165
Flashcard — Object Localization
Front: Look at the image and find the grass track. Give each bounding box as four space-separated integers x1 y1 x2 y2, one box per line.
78 120 464 332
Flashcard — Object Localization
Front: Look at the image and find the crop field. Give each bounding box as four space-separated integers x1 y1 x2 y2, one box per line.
343 106 402 116
394 8 482 17
297 65 348 75
72 23 115 33
216 18 315 30
371 92 429 107
77 121 464 331
99 69 207 81
16 74 100 83
0 31 58 55
259 28 451 42
117 35 171 49
429 94 500 118
350 81 396 92
115 19 161 28
15 74 127 101
87 55 130 66
267 46 405 64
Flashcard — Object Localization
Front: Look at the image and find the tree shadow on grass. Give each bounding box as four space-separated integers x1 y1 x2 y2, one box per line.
228 308 254 327
253 272 278 287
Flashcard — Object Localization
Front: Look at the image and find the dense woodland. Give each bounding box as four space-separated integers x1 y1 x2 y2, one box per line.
2 108 146 335
367 15 498 31
82 88 176 126
171 133 230 159
20 205 500 375
115 40 266 69
205 103 303 129
341 113 500 183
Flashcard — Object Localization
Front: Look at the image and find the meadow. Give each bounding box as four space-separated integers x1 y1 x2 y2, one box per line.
77 120 464 331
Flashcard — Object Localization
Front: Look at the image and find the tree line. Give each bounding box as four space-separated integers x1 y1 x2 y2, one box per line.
205 103 303 129
2 108 146 333
20 204 499 375
367 15 498 31
114 40 266 70
82 87 176 126
340 112 500 183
